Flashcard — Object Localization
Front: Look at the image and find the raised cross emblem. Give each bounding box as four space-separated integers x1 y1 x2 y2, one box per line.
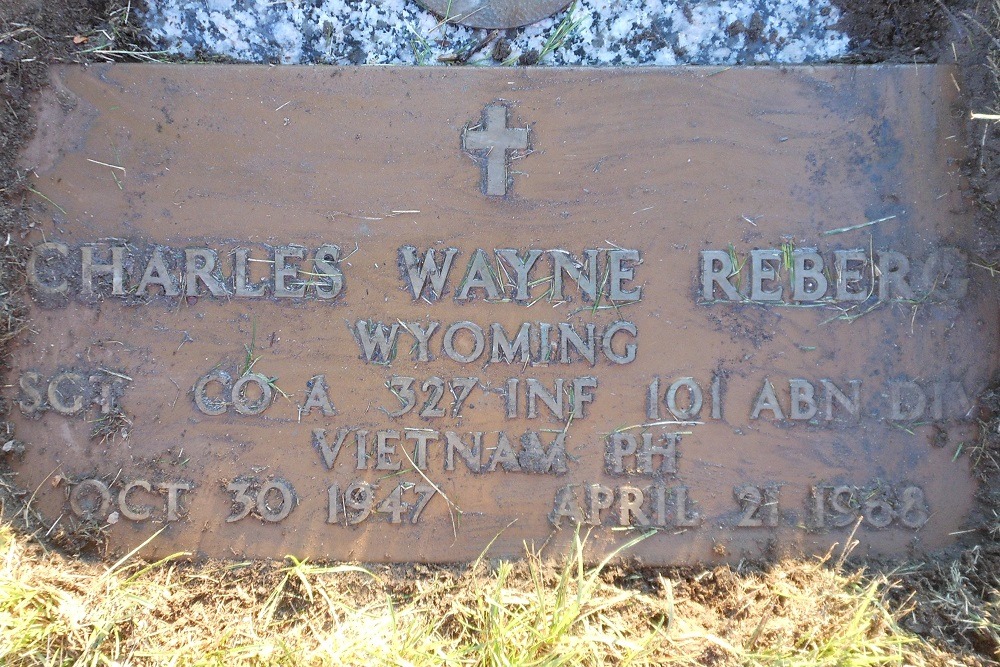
463 103 530 197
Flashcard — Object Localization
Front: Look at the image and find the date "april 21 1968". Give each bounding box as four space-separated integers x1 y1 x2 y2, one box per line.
63 475 929 532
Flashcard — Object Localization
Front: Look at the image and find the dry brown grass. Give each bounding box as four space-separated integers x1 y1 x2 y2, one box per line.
0 524 966 666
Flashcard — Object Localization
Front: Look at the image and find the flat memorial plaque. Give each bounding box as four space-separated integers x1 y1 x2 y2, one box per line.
10 64 998 563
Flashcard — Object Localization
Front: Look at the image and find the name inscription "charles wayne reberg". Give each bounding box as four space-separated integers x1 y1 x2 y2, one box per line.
25 241 967 306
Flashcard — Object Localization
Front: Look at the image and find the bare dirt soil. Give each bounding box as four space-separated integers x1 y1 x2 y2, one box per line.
1 0 1000 663
833 0 952 62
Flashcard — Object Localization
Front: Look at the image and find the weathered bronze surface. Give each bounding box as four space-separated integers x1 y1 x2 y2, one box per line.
417 0 572 28
11 64 998 564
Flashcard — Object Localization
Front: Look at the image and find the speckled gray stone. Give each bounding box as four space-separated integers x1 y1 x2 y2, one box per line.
141 0 850 66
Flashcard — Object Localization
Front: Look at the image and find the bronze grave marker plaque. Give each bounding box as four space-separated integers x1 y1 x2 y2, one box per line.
10 64 998 563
